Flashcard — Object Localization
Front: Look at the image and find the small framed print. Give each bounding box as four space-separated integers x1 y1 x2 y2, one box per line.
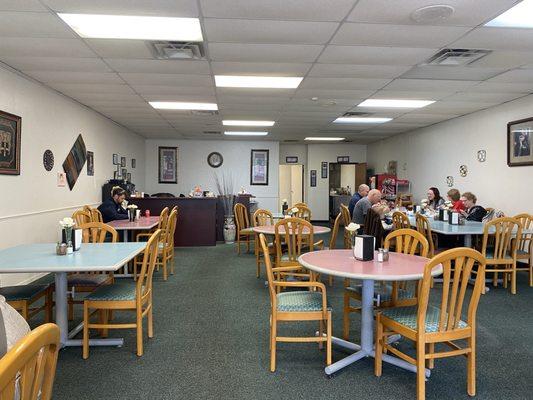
0 110 21 175
310 170 317 187
507 117 533 166
121 168 127 179
57 172 66 187
321 161 328 178
86 151 94 176
113 154 119 165
337 156 350 163
127 173 131 182
131 158 136 169
250 149 269 185
120 156 126 167
285 156 298 164
158 146 178 184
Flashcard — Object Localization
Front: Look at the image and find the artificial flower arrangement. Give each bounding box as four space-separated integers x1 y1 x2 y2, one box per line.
59 217 76 254
345 222 361 248
126 204 139 221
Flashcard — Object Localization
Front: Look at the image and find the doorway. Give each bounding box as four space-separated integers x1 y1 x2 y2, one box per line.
279 164 304 210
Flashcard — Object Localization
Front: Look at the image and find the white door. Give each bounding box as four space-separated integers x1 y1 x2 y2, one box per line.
279 165 291 211
290 165 303 205
279 164 304 211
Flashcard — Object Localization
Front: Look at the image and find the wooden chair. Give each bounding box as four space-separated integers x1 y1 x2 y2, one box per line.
134 207 169 278
479 217 522 294
258 233 331 372
67 222 118 320
292 202 307 208
252 209 275 278
293 205 312 221
90 208 103 223
392 211 410 230
322 213 344 286
72 209 91 226
343 228 429 341
155 208 178 281
339 204 352 249
363 208 386 250
83 230 162 359
234 203 254 254
415 213 440 257
0 285 52 323
513 213 533 287
0 323 60 400
375 247 486 400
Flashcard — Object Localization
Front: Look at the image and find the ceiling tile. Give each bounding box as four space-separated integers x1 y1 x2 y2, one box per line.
200 0 357 21
319 45 437 65
0 57 111 72
141 94 217 102
0 38 95 57
348 0 518 27
401 66 505 81
215 87 296 97
293 89 376 99
105 59 210 74
369 90 460 101
470 51 533 69
308 64 410 78
468 81 533 93
383 78 480 92
48 83 135 94
132 85 216 95
332 23 469 48
70 93 147 102
26 71 122 84
217 95 290 105
86 39 153 59
451 27 533 52
0 1 47 11
487 69 533 83
211 61 311 76
300 77 391 90
43 0 199 17
204 19 338 44
0 12 76 38
119 73 213 86
392 113 461 124
441 91 527 103
420 100 497 114
208 43 324 62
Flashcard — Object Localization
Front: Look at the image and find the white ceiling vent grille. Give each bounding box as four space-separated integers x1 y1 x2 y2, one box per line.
190 110 219 116
424 49 491 66
202 130 221 135
342 111 372 117
148 41 205 60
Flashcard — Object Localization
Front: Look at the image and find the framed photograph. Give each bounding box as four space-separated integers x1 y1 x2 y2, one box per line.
507 117 533 167
127 172 131 182
131 158 136 169
285 156 298 164
337 156 350 163
57 172 66 187
321 161 328 178
158 146 178 184
310 170 317 187
86 151 94 176
112 153 119 165
0 110 21 175
121 168 127 179
250 149 269 185
120 156 126 167
62 134 87 190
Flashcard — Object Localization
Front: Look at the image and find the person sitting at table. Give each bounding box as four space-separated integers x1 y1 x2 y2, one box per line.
460 192 487 222
447 188 465 212
348 184 370 217
372 201 393 230
352 189 382 226
427 187 444 210
98 186 129 223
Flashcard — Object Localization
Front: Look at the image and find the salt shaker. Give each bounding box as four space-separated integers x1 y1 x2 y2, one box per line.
377 248 384 262
382 249 389 262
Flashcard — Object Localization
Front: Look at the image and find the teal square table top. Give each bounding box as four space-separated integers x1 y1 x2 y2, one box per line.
0 243 145 273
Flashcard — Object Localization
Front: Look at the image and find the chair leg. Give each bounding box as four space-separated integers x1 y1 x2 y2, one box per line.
318 319 323 350
136 308 143 357
148 303 154 339
328 275 333 287
270 316 277 372
493 271 498 287
427 343 435 369
467 334 476 396
98 309 106 337
83 303 89 359
68 298 74 321
416 341 426 400
21 302 29 321
101 310 109 338
511 265 517 295
374 313 383 377
45 289 53 323
237 236 241 255
326 312 332 366
343 293 351 341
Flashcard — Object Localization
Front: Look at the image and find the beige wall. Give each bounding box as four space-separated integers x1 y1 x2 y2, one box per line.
367 94 533 216
0 66 145 286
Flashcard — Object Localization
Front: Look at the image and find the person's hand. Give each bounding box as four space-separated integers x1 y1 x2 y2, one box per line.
460 210 468 217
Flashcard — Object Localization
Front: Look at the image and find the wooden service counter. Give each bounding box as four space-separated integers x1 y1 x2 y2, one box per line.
127 197 217 246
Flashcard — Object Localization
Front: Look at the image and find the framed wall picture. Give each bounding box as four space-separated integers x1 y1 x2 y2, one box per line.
121 168 127 179
321 161 328 178
0 110 21 175
131 158 136 169
62 134 86 190
507 117 533 167
120 156 126 167
285 156 298 163
113 153 119 165
127 172 131 182
250 149 269 185
86 151 94 176
158 146 178 184
310 170 317 187
337 156 350 163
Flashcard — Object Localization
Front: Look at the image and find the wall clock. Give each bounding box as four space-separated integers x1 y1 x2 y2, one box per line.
43 149 54 171
207 152 223 168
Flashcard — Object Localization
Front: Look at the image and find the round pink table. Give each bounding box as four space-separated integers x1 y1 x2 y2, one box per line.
252 225 330 235
298 249 442 377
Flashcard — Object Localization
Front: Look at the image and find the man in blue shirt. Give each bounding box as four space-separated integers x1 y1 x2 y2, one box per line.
348 184 369 217
98 186 129 223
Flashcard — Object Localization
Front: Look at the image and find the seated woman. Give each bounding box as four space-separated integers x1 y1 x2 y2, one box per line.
97 186 129 223
427 187 444 210
447 188 465 212
460 192 487 222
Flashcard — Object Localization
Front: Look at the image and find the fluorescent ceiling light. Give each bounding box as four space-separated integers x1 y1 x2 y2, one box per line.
358 99 435 108
58 13 203 41
149 102 218 110
224 131 268 136
214 75 303 89
333 117 392 124
223 120 275 127
304 137 345 141
486 0 533 28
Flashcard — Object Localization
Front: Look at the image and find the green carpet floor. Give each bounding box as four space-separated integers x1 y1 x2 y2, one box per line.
48 240 533 400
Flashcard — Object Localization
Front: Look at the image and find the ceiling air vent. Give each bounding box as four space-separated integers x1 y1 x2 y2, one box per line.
148 41 205 60
190 110 219 116
424 49 491 66
342 111 372 117
283 139 299 143
202 130 221 135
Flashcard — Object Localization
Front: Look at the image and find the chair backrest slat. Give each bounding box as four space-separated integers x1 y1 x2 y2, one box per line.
72 209 91 227
513 213 533 252
165 209 178 247
253 209 274 227
392 211 410 230
234 203 250 231
78 222 118 244
293 205 312 221
136 230 162 300
415 213 435 256
259 234 276 304
158 207 170 231
275 217 314 264
384 228 429 257
329 213 342 250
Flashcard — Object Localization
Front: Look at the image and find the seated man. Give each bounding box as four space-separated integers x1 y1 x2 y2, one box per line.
98 186 129 223
460 192 487 222
352 189 382 225
348 184 370 216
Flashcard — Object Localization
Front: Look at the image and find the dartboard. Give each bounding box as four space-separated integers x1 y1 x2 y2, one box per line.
43 149 54 171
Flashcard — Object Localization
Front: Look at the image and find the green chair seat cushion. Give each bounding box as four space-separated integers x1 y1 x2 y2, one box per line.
276 291 329 312
86 282 137 302
0 285 49 301
68 274 110 288
381 305 468 333
345 284 414 302
516 249 529 256
30 274 56 286
240 227 255 235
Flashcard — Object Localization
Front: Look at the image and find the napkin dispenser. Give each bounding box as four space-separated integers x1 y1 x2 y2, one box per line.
448 211 459 225
354 235 374 261
413 205 419 213
439 209 447 221
61 228 82 251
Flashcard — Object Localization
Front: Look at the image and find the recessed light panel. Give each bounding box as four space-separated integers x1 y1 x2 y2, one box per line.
333 117 392 124
224 131 268 136
58 13 203 41
358 99 435 108
222 120 275 127
149 102 218 110
215 75 303 89
304 137 345 141
486 0 533 28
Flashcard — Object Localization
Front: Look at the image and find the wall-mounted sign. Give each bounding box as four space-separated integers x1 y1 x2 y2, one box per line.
337 156 349 163
285 156 298 163
321 162 328 178
310 170 317 187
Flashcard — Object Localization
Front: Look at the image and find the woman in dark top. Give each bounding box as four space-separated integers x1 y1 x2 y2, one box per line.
427 187 444 210
97 186 129 223
460 192 487 222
